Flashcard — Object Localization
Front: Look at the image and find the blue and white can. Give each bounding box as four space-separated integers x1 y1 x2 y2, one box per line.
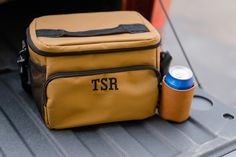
165 65 194 90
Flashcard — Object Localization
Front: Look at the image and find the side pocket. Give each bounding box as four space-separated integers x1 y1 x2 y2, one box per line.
29 60 46 113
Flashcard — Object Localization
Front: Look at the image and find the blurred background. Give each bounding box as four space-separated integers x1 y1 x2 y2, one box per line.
0 0 235 107
162 0 236 108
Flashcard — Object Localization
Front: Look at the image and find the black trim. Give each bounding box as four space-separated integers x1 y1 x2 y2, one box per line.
26 28 161 57
36 24 149 37
42 65 161 106
30 59 46 73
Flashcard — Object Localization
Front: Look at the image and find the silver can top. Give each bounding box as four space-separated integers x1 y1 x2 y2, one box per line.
169 65 193 80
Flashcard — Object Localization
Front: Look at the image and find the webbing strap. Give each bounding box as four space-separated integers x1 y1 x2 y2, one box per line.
36 24 149 38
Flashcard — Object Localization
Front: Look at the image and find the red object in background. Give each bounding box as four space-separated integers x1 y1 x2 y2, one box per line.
151 0 172 30
122 0 171 30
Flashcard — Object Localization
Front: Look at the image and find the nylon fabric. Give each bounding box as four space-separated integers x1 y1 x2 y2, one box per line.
26 11 161 129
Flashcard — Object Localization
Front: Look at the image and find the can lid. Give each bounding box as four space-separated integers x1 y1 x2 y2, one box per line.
169 65 193 80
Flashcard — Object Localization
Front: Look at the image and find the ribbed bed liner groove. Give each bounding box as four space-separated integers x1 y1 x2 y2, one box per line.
0 106 36 157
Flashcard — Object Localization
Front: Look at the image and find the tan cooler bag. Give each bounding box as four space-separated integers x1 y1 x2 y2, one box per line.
17 11 162 129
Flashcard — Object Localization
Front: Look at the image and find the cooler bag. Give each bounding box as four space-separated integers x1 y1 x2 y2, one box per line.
18 11 162 129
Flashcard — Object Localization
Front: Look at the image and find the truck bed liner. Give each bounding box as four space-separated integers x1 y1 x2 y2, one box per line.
0 72 236 157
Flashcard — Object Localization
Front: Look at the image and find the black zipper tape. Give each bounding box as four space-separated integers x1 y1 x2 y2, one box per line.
26 28 161 57
42 65 161 106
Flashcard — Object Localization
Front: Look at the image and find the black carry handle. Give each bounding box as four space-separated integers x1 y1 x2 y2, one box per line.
36 24 149 37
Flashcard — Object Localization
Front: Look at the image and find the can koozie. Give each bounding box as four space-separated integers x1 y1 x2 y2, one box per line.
159 76 196 122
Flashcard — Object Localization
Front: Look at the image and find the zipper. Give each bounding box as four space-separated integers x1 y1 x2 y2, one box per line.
26 28 161 57
42 65 161 106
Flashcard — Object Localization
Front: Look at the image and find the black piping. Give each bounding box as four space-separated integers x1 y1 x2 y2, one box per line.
42 65 161 106
26 28 161 57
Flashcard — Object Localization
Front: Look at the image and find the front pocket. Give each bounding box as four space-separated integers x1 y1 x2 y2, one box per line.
43 65 160 129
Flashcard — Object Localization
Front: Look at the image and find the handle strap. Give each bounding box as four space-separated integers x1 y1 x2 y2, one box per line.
36 24 149 37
